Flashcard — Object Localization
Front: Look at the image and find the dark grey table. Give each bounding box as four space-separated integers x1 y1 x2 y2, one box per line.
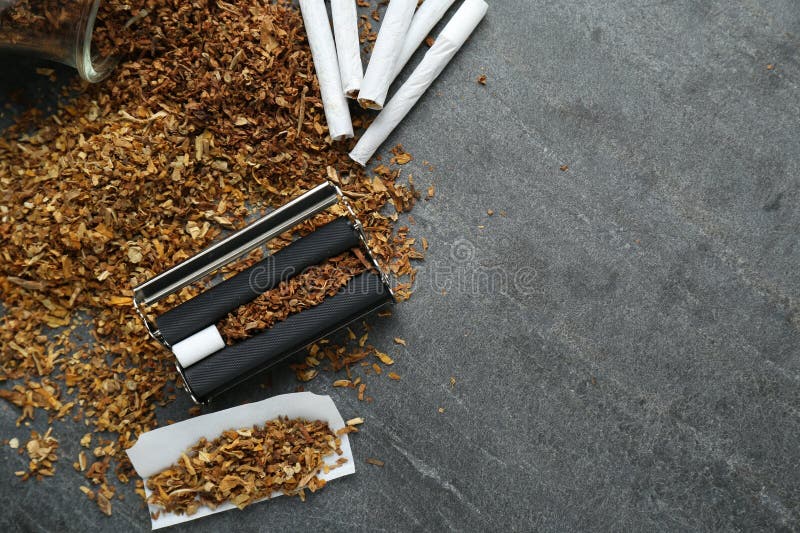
1 1 799 531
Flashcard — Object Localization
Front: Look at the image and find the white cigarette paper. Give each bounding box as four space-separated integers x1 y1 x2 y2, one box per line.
171 325 225 368
358 0 417 110
350 0 488 165
298 0 354 140
126 393 356 529
331 0 363 98
393 0 457 79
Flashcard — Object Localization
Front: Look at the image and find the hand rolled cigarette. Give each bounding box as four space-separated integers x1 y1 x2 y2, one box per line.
331 0 363 98
299 0 354 140
350 0 488 165
393 0 457 80
357 0 417 110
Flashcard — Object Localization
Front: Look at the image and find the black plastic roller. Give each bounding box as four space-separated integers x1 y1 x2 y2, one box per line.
183 271 392 403
156 217 360 346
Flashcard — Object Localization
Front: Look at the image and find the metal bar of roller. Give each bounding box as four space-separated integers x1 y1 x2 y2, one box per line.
155 217 360 346
133 181 340 306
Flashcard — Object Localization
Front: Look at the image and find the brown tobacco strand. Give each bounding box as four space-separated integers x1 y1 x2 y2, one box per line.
146 418 342 515
218 251 365 342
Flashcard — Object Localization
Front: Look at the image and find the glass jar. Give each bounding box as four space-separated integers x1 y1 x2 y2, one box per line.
0 0 115 82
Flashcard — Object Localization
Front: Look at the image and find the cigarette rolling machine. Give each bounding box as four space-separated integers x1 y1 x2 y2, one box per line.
132 181 394 404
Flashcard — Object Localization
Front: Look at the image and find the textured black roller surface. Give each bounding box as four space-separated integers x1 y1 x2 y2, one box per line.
156 217 360 346
184 271 392 402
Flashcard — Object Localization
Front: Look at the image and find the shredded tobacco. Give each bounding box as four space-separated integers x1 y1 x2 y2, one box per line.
16 427 59 480
0 0 422 510
218 251 366 342
365 457 384 467
146 417 343 515
0 0 85 48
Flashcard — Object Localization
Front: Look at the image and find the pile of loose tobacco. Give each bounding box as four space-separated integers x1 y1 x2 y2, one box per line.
0 0 422 516
147 418 345 516
0 0 83 46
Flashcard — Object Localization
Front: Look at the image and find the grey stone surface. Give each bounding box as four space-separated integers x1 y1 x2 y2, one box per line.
1 0 799 531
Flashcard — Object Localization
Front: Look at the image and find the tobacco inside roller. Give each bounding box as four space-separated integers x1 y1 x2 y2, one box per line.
218 251 367 342
183 271 392 402
156 217 360 346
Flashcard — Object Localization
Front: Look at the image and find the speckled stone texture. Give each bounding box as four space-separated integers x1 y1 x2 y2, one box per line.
1 0 798 530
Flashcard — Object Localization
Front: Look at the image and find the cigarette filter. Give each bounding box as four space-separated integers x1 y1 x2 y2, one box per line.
350 0 488 165
331 0 363 98
133 182 394 403
298 0 354 140
171 325 226 368
357 0 417 110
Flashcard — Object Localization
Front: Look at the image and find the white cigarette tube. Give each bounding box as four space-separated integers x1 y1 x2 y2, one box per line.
393 0 457 79
171 325 226 368
350 0 488 165
331 0 363 98
358 0 417 110
299 0 354 140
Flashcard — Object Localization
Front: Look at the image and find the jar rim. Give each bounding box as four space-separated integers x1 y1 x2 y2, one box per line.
75 0 116 82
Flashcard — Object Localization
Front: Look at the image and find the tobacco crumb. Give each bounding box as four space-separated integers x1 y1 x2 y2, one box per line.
560 165 569 172
766 64 774 70
390 144 413 165
18 428 59 480
487 209 494 216
437 407 445 414
35 68 56 82
146 418 341 515
374 351 394 365
96 492 113 516
336 425 358 437
365 457 384 467
477 74 487 85
425 35 435 47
